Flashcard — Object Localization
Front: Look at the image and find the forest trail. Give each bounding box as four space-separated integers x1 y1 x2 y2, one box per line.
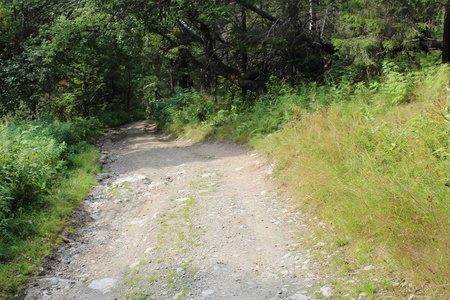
24 120 321 300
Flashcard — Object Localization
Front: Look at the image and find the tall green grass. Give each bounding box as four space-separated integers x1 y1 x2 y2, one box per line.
257 97 449 282
150 63 450 295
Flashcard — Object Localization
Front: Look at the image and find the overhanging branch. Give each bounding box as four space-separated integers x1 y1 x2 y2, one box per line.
235 0 279 23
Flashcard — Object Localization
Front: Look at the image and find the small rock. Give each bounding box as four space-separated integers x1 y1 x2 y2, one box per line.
90 214 101 221
40 277 70 289
176 197 189 202
201 289 214 296
363 265 376 271
201 173 216 178
358 292 368 298
88 278 118 293
320 286 333 298
96 173 110 180
267 164 275 175
145 247 155 254
288 294 308 300
114 174 149 185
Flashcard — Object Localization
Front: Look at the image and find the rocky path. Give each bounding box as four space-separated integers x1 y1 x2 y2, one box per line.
24 121 323 300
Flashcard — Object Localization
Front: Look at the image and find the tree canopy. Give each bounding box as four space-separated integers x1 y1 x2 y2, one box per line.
0 0 449 117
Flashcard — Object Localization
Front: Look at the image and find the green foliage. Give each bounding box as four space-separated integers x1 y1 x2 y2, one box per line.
0 116 101 298
33 4 144 117
0 0 147 118
0 104 144 268
0 123 65 218
0 144 99 298
97 109 147 128
0 117 101 253
0 0 448 118
334 0 444 67
0 110 139 244
232 99 286 142
150 89 218 132
372 62 415 105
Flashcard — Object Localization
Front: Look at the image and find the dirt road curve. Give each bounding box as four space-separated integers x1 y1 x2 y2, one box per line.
24 121 319 300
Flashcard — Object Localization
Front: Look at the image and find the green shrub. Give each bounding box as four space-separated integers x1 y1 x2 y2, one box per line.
0 117 102 247
0 116 101 298
150 88 220 132
97 110 146 128
0 123 65 218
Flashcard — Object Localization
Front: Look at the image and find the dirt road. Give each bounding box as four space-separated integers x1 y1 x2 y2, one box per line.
24 121 321 300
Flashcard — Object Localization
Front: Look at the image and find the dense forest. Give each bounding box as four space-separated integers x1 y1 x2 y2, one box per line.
0 0 449 298
0 0 449 116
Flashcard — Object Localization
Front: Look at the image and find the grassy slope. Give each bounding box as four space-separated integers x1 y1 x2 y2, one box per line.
257 98 449 297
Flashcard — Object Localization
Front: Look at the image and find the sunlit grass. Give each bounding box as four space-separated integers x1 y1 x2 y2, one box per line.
256 92 449 295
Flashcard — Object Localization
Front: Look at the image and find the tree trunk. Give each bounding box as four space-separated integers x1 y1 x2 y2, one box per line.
240 7 248 102
309 0 317 31
442 5 450 63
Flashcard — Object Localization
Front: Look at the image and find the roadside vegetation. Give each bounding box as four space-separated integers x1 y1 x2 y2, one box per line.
0 112 145 298
0 118 98 297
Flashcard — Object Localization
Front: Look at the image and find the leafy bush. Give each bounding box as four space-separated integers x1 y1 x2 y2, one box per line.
0 117 103 246
38 117 102 145
0 124 65 219
0 116 102 297
150 88 219 132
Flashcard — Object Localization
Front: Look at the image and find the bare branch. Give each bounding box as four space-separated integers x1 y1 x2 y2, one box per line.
235 0 279 23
